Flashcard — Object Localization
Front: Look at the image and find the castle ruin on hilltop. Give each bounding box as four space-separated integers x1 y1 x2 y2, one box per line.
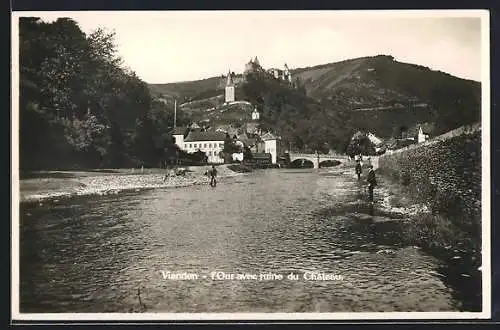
244 56 294 84
221 56 296 96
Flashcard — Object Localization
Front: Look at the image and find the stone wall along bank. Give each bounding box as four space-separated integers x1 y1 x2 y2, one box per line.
378 123 482 231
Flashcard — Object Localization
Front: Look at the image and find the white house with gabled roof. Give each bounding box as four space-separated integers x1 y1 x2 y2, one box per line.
183 131 226 164
261 132 279 164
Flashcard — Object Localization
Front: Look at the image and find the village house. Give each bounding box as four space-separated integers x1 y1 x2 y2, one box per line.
172 129 226 164
190 122 201 131
261 132 280 164
401 123 433 143
417 125 430 143
366 132 385 154
387 123 434 150
172 126 188 148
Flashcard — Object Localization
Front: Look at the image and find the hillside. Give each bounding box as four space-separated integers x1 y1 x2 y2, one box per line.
293 55 480 106
149 76 222 103
183 101 255 126
147 55 482 142
149 74 245 104
292 55 481 136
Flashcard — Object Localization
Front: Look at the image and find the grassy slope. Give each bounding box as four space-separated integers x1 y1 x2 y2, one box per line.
293 55 480 136
184 102 255 126
293 55 480 105
149 76 223 102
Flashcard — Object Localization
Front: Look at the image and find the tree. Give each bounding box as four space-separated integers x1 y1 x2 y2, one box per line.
19 17 169 170
243 146 253 160
222 133 240 154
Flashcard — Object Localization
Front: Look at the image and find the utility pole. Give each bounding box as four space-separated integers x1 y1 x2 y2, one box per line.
174 99 177 128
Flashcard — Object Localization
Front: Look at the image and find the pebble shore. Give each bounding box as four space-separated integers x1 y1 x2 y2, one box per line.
20 165 244 203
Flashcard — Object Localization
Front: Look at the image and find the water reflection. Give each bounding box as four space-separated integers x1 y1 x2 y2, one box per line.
20 168 459 313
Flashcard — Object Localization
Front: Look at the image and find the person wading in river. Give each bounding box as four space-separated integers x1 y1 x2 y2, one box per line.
366 164 377 202
209 165 217 187
355 160 362 181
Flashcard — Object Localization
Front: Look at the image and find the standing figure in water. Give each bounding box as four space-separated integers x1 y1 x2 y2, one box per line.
366 164 377 202
355 160 362 181
210 165 217 187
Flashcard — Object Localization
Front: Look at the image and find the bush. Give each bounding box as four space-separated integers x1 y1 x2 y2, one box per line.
400 171 411 186
227 164 253 173
402 214 466 251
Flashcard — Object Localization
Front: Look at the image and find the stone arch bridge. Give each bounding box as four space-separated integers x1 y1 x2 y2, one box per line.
288 153 346 169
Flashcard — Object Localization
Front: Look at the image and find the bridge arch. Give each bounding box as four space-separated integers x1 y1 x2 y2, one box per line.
318 159 342 168
290 158 314 168
288 153 345 169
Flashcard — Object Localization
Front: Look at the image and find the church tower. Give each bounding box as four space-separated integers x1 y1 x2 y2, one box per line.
251 107 260 120
225 70 235 103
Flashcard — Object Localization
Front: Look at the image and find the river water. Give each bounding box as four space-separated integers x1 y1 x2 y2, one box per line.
19 166 460 313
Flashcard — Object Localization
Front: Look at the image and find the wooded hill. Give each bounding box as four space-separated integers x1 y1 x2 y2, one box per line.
149 55 481 144
293 55 481 137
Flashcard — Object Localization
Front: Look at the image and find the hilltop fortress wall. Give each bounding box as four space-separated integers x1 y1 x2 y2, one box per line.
378 122 482 227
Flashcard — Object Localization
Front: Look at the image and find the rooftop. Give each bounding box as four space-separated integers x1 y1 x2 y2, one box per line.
261 132 277 141
171 127 187 135
184 131 227 142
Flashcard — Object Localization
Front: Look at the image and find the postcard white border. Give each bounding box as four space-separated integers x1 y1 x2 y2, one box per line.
11 9 491 321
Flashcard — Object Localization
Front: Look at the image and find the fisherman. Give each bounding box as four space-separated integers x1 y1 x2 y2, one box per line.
355 160 362 180
366 164 377 202
163 165 172 182
209 165 217 187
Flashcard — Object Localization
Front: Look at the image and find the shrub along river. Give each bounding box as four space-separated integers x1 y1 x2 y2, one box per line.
19 166 481 313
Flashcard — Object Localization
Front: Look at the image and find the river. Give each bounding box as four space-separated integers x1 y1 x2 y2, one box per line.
19 166 460 313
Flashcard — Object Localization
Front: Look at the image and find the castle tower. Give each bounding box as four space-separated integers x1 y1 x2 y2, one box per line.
225 70 235 103
244 58 254 74
254 56 260 67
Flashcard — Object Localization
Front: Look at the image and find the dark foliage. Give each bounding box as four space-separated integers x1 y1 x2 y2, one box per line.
19 18 188 170
241 72 353 153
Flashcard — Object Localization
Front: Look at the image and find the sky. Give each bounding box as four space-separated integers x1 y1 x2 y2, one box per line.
15 10 487 83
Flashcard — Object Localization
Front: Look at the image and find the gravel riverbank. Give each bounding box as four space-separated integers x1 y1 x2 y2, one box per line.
19 165 244 203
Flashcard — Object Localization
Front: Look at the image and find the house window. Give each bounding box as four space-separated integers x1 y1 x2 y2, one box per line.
194 143 197 148
219 143 223 148
204 143 207 148
184 144 187 149
209 143 212 148
209 151 212 156
189 143 192 148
